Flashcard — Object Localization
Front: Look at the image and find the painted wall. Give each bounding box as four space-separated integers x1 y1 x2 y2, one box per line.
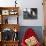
17 0 44 26
0 0 44 26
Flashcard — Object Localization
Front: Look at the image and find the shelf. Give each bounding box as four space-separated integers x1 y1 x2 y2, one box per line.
0 24 19 32
0 7 19 10
0 7 19 16
0 7 19 24
0 7 19 46
2 40 19 46
2 40 19 43
1 15 18 24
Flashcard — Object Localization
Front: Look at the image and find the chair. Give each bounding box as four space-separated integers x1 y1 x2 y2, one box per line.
21 28 41 46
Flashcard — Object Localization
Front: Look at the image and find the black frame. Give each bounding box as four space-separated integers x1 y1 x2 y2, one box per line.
23 8 37 19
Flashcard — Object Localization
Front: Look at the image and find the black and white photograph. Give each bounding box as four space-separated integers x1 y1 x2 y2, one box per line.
23 8 37 19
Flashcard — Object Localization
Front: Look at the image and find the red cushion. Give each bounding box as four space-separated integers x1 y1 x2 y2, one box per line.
21 28 41 46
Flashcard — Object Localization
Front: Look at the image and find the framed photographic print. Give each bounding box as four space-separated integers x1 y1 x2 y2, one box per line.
2 10 9 15
9 10 18 15
23 8 37 19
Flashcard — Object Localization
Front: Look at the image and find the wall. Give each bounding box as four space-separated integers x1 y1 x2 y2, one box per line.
0 0 44 26
17 0 44 26
0 0 15 7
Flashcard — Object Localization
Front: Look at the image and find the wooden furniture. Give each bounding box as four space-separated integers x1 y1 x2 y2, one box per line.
0 7 19 46
2 41 19 46
0 7 19 24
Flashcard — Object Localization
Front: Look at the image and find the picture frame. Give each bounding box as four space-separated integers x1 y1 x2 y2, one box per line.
2 10 9 15
23 8 37 19
9 10 18 15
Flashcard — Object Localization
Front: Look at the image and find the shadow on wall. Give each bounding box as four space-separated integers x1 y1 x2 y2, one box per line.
18 26 43 44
